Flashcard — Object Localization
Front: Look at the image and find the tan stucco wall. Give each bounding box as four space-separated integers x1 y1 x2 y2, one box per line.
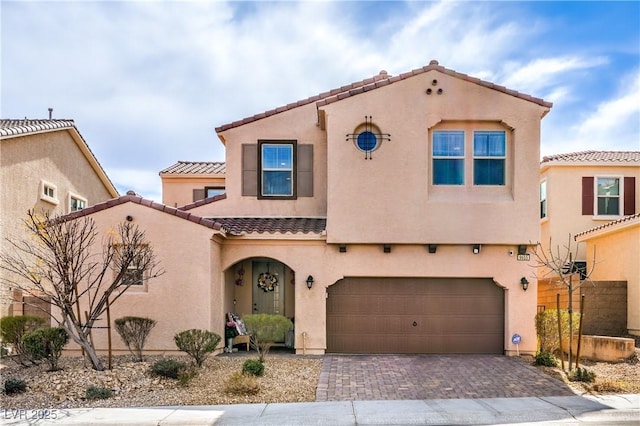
578 221 640 335
0 131 115 317
161 175 225 207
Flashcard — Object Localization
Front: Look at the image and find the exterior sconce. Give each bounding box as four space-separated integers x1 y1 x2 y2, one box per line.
383 244 391 253
427 244 437 253
472 244 481 254
306 275 314 290
520 277 529 291
339 244 347 253
518 245 527 255
126 215 133 222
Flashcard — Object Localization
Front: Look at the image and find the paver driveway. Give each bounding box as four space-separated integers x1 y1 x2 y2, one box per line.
316 354 576 401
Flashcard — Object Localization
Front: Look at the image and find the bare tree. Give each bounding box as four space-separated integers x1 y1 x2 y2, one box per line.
0 210 163 371
532 234 597 370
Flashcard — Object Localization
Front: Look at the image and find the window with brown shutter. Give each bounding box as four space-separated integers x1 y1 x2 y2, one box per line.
624 176 636 215
582 177 594 215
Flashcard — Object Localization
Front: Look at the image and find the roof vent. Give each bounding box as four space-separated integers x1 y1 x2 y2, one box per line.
48 108 53 120
126 190 137 196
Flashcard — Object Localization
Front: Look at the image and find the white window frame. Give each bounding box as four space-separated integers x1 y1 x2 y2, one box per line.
40 180 59 205
540 180 547 220
68 192 87 213
432 130 465 186
472 131 506 186
594 175 623 218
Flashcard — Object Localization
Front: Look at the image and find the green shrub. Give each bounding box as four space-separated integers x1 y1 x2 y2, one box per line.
535 309 580 355
534 351 558 367
151 359 187 379
85 386 113 400
242 314 293 362
4 378 27 395
114 316 157 362
177 364 199 387
22 327 68 371
242 359 265 376
174 329 221 367
223 372 260 395
569 367 596 383
0 315 45 357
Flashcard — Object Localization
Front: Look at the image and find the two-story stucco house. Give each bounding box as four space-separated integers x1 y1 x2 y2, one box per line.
538 151 639 336
0 119 119 317
64 60 552 357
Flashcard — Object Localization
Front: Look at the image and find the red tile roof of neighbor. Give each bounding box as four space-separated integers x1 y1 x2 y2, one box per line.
215 59 553 133
541 150 640 164
159 161 226 175
575 213 640 239
211 217 327 235
179 193 227 210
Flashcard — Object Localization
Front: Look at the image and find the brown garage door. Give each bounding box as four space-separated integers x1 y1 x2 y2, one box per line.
326 277 504 354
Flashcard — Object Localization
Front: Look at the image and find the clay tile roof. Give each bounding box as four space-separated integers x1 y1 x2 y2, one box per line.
63 192 228 233
575 213 640 239
215 60 552 133
541 150 640 164
159 161 226 175
210 217 326 235
179 193 227 211
0 119 76 137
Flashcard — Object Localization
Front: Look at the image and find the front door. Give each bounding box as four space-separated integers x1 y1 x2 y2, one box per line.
252 261 285 315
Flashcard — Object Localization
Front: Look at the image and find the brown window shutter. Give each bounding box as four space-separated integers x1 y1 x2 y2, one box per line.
297 144 313 197
192 188 205 202
242 144 258 196
624 176 636 215
582 177 594 215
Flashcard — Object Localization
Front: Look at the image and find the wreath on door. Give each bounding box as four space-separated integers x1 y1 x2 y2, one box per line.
257 272 278 292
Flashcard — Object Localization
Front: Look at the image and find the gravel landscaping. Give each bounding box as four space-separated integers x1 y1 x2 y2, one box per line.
1 346 639 409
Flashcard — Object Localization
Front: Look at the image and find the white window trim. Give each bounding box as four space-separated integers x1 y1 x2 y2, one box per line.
594 175 624 219
68 192 88 213
432 129 466 186
540 179 548 221
472 130 507 186
40 180 59 205
261 142 294 197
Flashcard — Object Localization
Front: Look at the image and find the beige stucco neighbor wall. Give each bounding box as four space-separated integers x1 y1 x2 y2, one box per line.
577 218 640 336
161 175 225 207
0 131 116 318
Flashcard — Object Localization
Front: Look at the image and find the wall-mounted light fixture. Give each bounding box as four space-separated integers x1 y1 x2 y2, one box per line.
306 275 314 290
383 244 391 253
339 244 347 253
126 215 133 222
427 244 437 254
518 245 528 255
520 277 529 291
472 244 481 254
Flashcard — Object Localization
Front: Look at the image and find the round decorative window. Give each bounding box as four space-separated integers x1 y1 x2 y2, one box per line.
356 131 378 152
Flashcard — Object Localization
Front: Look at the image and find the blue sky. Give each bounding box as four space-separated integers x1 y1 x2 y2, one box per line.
2 1 639 201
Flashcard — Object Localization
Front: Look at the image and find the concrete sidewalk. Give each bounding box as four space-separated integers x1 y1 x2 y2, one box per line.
2 394 638 425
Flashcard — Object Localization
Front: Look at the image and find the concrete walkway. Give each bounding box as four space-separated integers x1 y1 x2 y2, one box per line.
1 394 639 425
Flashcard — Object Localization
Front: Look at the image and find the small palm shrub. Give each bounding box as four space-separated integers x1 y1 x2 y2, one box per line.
22 327 69 371
85 386 113 400
242 359 265 376
569 367 596 383
114 316 157 362
4 378 27 395
223 372 260 395
534 351 558 367
151 359 187 379
174 329 221 367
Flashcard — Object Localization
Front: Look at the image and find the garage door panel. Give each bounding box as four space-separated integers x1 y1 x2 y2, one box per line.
327 278 504 354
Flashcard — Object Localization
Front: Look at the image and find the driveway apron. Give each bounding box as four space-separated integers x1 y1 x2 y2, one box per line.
316 354 576 401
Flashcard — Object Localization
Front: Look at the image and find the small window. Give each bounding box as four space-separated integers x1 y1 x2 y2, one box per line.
356 131 378 152
205 187 225 198
259 141 295 198
122 267 144 286
596 177 620 216
473 131 505 185
40 180 59 205
432 131 464 185
69 193 87 212
540 180 547 219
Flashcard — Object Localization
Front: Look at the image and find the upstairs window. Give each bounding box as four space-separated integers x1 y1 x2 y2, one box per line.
432 131 464 185
596 177 620 216
122 267 144 286
473 131 506 185
40 180 59 205
582 176 636 217
205 187 225 198
540 180 547 219
69 193 87 212
259 141 295 198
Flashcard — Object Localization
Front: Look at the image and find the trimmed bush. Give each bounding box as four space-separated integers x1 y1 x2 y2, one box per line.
223 372 260 395
242 314 293 362
4 378 27 395
242 359 265 376
151 359 187 379
22 327 68 371
85 386 113 400
0 315 45 358
177 364 199 387
534 351 558 367
569 367 596 383
535 309 580 355
174 329 221 367
114 316 157 362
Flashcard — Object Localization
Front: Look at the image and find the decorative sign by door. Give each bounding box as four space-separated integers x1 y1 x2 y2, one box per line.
512 333 522 356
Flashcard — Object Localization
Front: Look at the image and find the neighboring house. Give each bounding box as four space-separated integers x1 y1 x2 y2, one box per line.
0 119 119 318
70 60 552 357
159 161 226 207
576 214 640 337
538 151 640 335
